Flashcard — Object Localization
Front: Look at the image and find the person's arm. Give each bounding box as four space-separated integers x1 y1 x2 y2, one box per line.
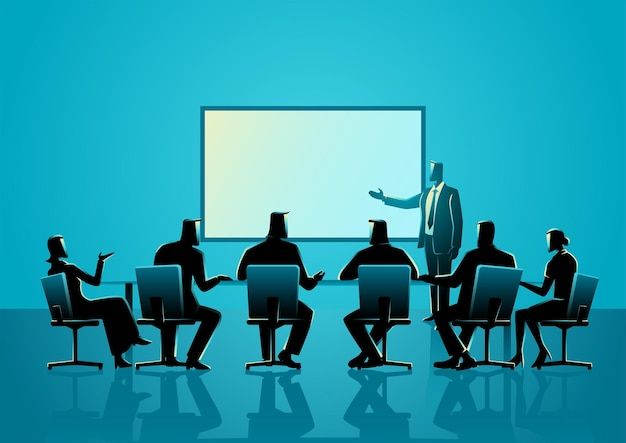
369 188 421 209
520 277 553 296
400 251 420 280
294 246 324 290
449 189 463 258
236 250 249 281
420 256 466 288
192 251 230 292
70 259 105 286
338 253 361 280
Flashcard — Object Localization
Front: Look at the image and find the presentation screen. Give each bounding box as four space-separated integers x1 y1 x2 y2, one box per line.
201 107 424 240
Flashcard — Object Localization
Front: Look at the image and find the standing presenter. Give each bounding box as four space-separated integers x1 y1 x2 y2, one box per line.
369 160 462 320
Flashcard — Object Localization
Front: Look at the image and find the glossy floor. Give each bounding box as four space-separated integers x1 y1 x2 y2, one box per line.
1 304 623 443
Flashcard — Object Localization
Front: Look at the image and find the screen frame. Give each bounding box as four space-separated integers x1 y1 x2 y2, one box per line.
200 106 426 242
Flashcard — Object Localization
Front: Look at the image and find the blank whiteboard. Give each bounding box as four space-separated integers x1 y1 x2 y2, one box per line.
201 107 424 240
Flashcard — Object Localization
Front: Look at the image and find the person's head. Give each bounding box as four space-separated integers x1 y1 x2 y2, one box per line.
267 212 289 239
477 220 495 248
369 219 390 245
47 235 68 262
546 228 569 252
180 219 201 246
429 161 443 183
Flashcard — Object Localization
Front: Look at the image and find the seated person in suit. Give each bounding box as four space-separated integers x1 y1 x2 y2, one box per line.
420 221 517 369
46 235 151 368
237 212 325 369
509 229 578 368
339 220 419 368
154 219 232 370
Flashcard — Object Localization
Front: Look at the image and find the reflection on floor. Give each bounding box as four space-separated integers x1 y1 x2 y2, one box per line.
1 308 623 443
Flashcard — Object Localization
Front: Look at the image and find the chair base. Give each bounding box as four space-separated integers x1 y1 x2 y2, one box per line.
475 359 515 369
48 360 103 370
357 359 412 370
536 360 592 370
136 359 187 370
245 358 295 370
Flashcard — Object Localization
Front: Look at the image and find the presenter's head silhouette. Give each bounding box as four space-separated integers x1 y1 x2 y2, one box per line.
267 212 289 239
369 219 390 245
477 220 496 248
46 235 68 262
429 161 443 183
547 228 569 252
181 219 201 246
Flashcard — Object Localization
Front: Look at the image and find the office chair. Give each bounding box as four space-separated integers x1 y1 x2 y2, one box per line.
355 265 413 370
453 265 523 369
41 273 103 370
134 265 197 369
537 273 599 370
245 265 304 370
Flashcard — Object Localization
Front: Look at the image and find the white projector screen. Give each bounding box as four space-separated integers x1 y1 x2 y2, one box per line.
201 107 424 240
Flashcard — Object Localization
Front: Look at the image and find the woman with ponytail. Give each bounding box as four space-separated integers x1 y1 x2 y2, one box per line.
509 229 578 368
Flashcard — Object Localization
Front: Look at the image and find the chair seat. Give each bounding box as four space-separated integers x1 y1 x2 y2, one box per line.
452 319 511 326
540 319 589 327
137 318 197 325
51 319 99 327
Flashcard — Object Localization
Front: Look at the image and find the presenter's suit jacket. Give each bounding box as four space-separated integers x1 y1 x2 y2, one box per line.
385 184 462 254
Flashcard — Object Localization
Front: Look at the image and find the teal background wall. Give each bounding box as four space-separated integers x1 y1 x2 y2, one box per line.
1 0 624 308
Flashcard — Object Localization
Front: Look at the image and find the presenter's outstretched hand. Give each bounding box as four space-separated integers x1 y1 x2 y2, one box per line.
217 275 233 282
448 247 460 260
98 252 115 261
313 271 325 281
368 188 385 200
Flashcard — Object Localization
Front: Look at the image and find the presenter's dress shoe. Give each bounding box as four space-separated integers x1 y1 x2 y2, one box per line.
278 350 302 370
114 355 132 369
348 353 367 369
508 353 524 368
186 360 211 370
531 349 552 369
134 337 152 346
456 354 478 371
433 356 460 369
359 355 383 369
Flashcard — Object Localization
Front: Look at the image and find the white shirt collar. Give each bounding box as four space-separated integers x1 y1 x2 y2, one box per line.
431 181 445 192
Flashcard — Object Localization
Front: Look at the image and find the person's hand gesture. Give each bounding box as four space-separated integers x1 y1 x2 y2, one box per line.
98 252 115 261
313 271 325 282
368 188 385 201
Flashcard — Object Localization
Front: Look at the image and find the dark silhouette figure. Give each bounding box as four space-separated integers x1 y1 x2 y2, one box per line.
339 220 418 368
237 212 325 369
509 229 578 368
247 371 314 440
370 160 462 321
153 219 232 370
420 221 516 369
46 235 150 368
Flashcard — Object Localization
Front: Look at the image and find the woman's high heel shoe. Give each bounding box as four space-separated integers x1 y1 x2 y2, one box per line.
509 352 524 368
531 349 552 369
114 355 132 369
135 337 151 346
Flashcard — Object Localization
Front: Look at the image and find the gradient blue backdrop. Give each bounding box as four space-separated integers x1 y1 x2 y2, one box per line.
1 0 624 308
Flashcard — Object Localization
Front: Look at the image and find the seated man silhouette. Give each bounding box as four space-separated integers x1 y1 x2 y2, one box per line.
154 219 232 370
339 220 419 368
237 212 325 369
420 221 516 369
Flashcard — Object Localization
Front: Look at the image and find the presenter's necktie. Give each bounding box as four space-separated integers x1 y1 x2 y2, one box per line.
427 189 438 229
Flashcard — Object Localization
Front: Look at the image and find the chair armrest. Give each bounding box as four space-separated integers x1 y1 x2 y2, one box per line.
51 319 100 327
137 318 197 326
453 319 510 327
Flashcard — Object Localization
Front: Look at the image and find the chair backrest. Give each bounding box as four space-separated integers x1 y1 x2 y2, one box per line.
358 265 411 319
565 273 599 320
41 273 73 320
135 265 184 319
469 265 523 320
246 265 300 320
